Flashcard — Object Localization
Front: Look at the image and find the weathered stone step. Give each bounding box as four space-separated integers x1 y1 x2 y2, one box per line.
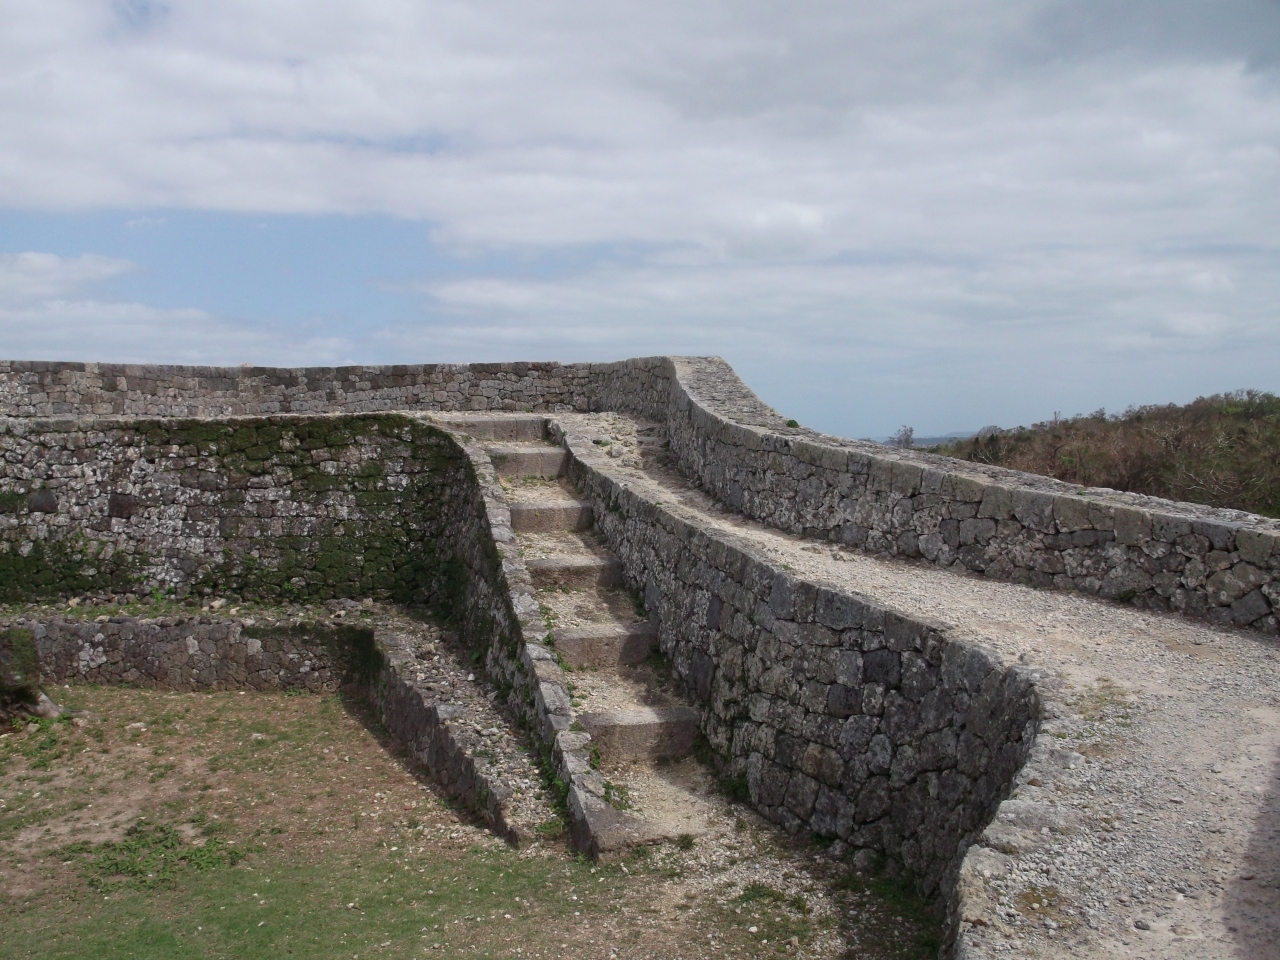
526 555 624 589
553 622 655 668
441 416 547 442
487 444 568 478
509 501 593 533
580 706 700 760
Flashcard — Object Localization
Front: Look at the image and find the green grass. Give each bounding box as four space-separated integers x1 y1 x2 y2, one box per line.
1 686 939 960
11 841 626 960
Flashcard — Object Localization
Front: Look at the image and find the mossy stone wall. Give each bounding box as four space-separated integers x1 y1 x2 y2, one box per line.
0 414 474 608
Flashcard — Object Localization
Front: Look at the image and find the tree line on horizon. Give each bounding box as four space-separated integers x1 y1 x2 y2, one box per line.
928 390 1280 519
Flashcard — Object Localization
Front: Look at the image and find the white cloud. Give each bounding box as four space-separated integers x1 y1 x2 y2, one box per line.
0 1 1278 431
0 251 353 365
0 252 136 303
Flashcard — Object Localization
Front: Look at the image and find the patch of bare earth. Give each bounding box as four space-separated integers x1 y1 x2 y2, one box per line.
0 686 939 959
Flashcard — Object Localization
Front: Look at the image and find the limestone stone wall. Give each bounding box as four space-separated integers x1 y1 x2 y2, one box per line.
662 357 1280 633
0 413 552 797
15 615 347 691
5 611 533 842
0 358 674 420
0 414 475 605
8 355 1278 633
429 424 572 744
557 425 1041 901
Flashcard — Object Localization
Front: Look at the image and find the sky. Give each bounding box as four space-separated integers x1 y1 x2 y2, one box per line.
1 1 1278 438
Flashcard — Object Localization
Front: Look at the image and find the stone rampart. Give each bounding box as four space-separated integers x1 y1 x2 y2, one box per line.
0 414 477 604
0 358 673 420
4 356 1279 633
661 357 1280 633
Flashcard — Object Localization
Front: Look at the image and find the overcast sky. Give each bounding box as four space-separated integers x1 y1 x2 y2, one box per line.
2 1 1278 437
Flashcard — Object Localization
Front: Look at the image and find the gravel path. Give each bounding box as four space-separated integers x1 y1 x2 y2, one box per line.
557 412 1280 959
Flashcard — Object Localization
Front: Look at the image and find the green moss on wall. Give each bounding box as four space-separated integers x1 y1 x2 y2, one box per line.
0 538 145 603
241 621 382 686
0 415 514 672
0 627 40 698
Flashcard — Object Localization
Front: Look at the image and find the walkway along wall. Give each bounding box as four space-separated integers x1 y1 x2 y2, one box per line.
659 358 1280 633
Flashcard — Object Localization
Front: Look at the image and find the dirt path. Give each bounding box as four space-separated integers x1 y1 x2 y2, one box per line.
560 412 1280 960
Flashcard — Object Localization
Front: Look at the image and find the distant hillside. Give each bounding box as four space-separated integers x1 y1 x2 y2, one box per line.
930 390 1280 519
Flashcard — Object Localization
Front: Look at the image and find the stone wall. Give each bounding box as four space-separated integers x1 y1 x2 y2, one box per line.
6 355 1279 633
661 357 1280 634
426 423 572 744
556 424 1041 905
14 615 352 691
4 610 534 842
0 358 674 420
0 414 477 605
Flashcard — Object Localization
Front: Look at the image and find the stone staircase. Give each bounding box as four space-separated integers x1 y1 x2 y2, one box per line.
457 415 719 855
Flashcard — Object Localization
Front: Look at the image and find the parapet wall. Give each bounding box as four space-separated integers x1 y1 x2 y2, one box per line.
0 358 672 420
663 358 1280 633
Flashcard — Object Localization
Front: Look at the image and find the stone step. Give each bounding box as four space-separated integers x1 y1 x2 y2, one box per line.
487 444 568 479
441 416 547 442
553 622 656 668
526 555 624 589
580 706 701 761
510 501 593 533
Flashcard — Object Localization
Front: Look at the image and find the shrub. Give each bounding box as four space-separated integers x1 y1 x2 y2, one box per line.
934 390 1280 517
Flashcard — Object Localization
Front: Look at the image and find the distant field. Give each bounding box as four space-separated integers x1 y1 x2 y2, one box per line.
931 390 1280 518
0 687 939 960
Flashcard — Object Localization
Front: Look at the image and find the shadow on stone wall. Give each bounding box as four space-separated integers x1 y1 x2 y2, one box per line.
1225 744 1280 957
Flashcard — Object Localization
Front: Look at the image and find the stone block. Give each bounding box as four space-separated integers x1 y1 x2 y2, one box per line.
1011 489 1055 532
1231 589 1270 625
1237 528 1277 565
1113 506 1152 546
784 771 821 818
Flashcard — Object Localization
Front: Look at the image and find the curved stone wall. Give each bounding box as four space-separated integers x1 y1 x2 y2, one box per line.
660 357 1280 633
554 420 1041 942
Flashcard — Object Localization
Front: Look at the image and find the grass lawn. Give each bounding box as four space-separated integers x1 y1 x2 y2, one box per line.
0 686 939 959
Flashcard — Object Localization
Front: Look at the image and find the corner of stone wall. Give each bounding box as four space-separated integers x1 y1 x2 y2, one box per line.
946 667 1094 958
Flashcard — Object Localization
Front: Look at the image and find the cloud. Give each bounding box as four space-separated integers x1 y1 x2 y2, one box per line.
0 251 352 365
0 252 136 303
0 1 1278 431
